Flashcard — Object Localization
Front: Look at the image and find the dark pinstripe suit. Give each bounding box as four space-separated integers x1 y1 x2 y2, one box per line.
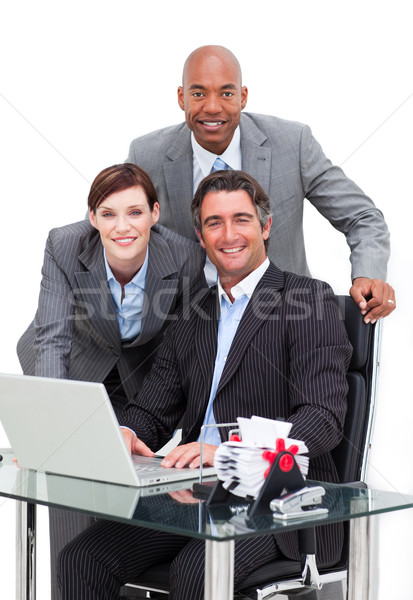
16 220 206 600
58 263 352 599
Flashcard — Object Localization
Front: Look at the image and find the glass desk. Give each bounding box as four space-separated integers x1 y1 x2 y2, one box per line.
1 447 413 600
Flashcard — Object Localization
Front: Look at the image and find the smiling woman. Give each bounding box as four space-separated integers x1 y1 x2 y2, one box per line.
88 165 160 289
15 162 206 599
17 162 205 412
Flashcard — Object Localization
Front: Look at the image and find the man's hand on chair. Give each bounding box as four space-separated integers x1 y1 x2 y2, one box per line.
350 277 396 324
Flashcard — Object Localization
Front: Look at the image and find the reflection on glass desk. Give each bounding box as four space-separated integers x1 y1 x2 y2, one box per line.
2 447 413 539
2 447 413 600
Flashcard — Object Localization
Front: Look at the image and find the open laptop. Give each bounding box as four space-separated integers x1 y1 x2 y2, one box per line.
0 373 215 487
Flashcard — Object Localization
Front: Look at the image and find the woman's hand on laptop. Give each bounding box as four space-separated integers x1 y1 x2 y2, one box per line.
161 442 217 469
120 427 155 457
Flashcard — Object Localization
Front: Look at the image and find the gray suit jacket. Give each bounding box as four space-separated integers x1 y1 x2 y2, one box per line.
17 222 206 401
122 263 353 564
128 112 390 280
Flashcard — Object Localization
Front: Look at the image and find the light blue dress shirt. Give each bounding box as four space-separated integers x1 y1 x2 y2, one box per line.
199 259 270 446
103 248 149 341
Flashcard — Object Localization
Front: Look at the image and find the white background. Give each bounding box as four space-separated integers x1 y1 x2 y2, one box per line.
1 1 412 597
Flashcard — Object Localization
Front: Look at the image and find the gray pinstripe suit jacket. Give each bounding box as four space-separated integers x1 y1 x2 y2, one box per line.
17 221 206 401
128 112 390 281
121 263 353 563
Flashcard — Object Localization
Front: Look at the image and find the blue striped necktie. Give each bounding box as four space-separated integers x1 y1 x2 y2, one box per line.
210 157 230 173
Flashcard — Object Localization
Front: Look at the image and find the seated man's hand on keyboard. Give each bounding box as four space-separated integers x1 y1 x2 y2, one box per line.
121 427 155 457
161 442 217 469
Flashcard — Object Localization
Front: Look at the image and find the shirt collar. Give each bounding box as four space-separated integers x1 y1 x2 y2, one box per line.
218 257 270 304
103 247 149 289
191 126 241 177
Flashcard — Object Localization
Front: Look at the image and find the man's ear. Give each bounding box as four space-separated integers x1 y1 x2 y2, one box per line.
196 229 205 248
240 86 248 110
177 86 185 111
262 216 272 240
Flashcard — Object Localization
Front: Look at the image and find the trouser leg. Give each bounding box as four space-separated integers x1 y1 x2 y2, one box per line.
49 508 95 600
58 519 190 600
58 518 282 600
169 535 282 600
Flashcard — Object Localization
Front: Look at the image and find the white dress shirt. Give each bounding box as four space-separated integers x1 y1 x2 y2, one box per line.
191 126 242 188
191 127 242 286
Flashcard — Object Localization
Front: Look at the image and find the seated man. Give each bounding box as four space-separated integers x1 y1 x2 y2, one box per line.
58 170 352 600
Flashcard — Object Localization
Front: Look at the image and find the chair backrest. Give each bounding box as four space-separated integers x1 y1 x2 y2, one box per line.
332 295 379 483
231 296 381 598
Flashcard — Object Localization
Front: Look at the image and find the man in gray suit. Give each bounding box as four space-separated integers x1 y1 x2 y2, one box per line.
127 44 396 323
58 170 352 600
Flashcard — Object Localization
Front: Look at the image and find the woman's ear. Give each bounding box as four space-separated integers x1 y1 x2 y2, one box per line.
151 202 160 225
89 209 97 229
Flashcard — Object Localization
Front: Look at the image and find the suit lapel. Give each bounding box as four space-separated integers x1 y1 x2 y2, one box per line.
163 128 196 240
163 116 272 237
75 229 181 350
216 264 285 394
131 230 179 346
75 236 121 350
240 113 272 195
194 287 220 389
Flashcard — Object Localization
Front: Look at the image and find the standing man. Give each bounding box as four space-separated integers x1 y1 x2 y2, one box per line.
128 44 395 322
58 171 352 600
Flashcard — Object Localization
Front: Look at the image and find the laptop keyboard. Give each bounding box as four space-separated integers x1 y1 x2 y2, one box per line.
133 464 161 473
132 455 170 473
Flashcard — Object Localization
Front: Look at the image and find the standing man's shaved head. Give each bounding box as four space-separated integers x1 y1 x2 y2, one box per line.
178 45 248 155
182 45 243 85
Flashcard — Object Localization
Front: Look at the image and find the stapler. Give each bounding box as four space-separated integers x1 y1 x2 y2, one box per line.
270 485 328 521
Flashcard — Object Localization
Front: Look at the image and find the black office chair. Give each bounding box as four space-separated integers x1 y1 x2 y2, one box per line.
121 295 380 600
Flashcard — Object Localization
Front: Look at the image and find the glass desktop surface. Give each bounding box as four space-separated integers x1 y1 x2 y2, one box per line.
1 448 413 542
